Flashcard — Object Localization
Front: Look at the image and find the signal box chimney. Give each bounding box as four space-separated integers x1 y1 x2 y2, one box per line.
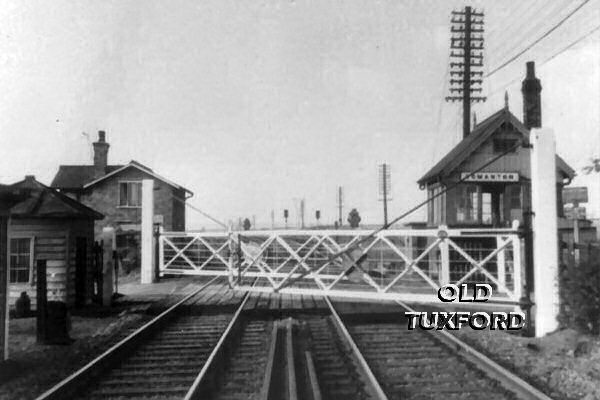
521 61 542 129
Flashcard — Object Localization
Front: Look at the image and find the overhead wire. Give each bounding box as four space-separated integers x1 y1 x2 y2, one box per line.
488 0 581 62
171 194 228 230
487 0 559 58
487 0 592 77
486 21 600 100
431 42 451 166
488 0 571 62
486 1 537 39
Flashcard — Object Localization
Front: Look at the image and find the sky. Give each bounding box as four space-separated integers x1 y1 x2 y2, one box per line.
0 0 599 230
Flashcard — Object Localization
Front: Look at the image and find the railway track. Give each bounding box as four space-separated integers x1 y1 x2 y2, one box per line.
35 276 254 400
329 299 554 400
35 275 553 400
196 300 386 400
347 319 513 399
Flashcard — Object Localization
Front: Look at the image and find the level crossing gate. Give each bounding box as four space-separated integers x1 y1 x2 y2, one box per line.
158 226 523 307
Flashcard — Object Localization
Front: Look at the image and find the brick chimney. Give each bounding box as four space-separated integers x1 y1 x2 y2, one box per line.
521 61 542 129
93 130 109 178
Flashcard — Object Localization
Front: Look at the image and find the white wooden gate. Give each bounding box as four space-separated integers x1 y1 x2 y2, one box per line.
159 226 523 306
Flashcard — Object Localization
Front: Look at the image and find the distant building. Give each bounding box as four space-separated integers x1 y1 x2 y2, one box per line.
51 131 192 270
418 62 575 229
0 176 103 309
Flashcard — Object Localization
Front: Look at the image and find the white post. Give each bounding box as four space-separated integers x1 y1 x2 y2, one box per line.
141 179 155 284
439 241 450 285
530 128 559 337
496 237 506 292
438 225 449 285
511 234 523 304
158 226 164 278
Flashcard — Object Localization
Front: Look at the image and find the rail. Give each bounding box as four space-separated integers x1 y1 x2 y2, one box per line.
325 297 388 400
183 279 257 399
394 300 554 400
35 276 221 400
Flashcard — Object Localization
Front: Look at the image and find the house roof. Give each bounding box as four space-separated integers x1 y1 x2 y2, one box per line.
51 165 124 189
52 160 193 196
0 177 104 219
417 108 576 186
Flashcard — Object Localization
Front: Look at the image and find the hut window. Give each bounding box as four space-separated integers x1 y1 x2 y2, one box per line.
9 237 33 284
119 181 142 207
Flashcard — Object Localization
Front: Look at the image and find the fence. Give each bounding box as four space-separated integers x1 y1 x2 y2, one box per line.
159 227 523 306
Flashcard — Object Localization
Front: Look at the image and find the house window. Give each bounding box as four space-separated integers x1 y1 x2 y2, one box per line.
119 181 142 207
493 138 518 153
10 237 33 284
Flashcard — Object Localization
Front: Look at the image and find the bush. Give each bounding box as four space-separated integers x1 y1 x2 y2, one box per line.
558 244 600 335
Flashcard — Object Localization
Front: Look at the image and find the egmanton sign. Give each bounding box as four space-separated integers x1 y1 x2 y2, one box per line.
460 172 519 182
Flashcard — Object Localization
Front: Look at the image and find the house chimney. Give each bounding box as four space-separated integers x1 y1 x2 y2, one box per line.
521 61 542 129
93 130 109 177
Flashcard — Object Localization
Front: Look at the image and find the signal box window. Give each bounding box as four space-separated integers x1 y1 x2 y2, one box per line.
119 181 142 207
456 185 479 223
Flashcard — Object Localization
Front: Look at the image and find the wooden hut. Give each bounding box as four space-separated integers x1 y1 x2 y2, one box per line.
0 176 103 309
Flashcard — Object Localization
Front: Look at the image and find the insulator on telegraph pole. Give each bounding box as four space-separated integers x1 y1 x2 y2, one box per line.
446 6 486 139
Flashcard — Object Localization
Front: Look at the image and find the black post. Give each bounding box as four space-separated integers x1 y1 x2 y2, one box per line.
36 259 47 344
154 224 161 282
96 240 104 306
113 250 119 295
237 234 242 283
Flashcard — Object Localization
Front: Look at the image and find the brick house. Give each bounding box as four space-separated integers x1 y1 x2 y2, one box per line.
51 131 192 270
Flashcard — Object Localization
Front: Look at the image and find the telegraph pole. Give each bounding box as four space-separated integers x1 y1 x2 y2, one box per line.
337 187 343 227
300 199 305 229
378 163 391 226
446 6 486 138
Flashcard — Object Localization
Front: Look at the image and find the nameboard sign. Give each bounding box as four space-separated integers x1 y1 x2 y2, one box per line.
460 172 519 182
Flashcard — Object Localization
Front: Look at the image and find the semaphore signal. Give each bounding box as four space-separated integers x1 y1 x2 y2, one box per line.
445 6 486 139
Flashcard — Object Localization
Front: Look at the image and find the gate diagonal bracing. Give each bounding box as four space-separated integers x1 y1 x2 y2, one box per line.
159 228 523 306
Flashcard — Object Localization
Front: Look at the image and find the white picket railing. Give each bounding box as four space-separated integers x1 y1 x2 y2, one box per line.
159 227 523 306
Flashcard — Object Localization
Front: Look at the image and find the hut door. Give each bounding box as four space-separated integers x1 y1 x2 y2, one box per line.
75 237 87 307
